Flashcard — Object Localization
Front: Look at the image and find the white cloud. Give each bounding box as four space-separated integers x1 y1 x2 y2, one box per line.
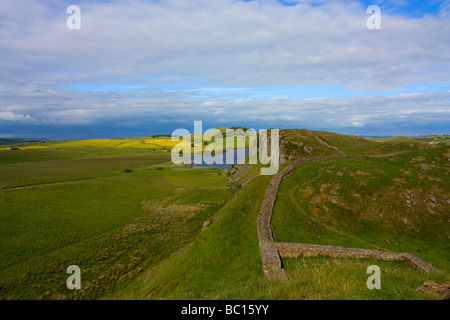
213 107 227 115
0 111 36 123
0 0 449 91
0 0 449 136
0 85 447 130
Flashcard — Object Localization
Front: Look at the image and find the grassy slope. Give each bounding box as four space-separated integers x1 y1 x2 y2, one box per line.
0 152 171 188
273 147 449 243
0 148 229 299
272 146 449 294
280 129 337 158
0 147 171 165
109 134 448 300
1 131 448 300
311 130 430 155
369 135 450 146
106 172 272 299
108 163 447 300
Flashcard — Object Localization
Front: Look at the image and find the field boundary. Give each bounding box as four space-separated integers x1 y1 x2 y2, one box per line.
0 177 103 190
277 243 442 273
305 130 347 156
257 151 442 281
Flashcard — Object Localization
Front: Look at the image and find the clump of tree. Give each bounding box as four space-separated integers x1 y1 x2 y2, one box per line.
152 134 171 138
230 126 249 131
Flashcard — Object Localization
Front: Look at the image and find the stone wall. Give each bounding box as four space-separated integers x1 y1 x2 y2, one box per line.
257 153 442 281
257 156 338 281
277 242 442 273
305 130 347 156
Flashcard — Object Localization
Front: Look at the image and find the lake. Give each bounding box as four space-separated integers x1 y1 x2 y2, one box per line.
178 149 252 169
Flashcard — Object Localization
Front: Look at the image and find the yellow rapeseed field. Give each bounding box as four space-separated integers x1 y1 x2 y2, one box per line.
14 138 186 150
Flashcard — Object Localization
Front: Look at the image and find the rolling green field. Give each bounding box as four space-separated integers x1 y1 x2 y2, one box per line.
0 132 448 300
0 146 229 299
0 152 170 188
311 131 433 154
107 150 449 299
368 135 450 146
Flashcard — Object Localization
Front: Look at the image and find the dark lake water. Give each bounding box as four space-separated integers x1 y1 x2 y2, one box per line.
179 149 252 169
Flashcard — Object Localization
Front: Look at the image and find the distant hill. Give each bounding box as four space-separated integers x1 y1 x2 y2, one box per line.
368 135 450 146
0 138 52 146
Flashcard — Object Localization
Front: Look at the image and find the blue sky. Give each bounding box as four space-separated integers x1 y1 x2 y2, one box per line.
63 80 450 100
0 0 449 139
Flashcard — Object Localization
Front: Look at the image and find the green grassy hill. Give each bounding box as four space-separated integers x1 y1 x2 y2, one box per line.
108 132 449 300
368 135 450 146
108 147 449 300
0 130 448 300
0 146 228 299
272 147 449 268
311 131 428 154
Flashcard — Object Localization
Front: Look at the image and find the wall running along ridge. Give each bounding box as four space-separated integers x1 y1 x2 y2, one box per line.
277 243 442 274
304 130 347 156
257 153 442 281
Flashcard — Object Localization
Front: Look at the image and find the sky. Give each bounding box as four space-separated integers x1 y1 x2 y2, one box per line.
0 0 449 139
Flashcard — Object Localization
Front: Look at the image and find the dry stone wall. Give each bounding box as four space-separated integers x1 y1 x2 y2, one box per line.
257 153 442 281
257 156 338 281
304 130 347 156
277 242 442 273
